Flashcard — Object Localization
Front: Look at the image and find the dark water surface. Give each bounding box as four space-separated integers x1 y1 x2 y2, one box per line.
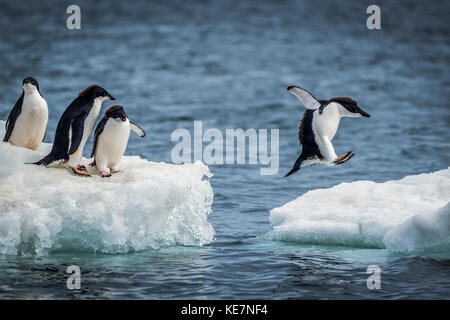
0 0 449 299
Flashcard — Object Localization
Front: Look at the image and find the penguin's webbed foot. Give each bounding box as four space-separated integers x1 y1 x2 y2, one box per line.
100 171 112 178
333 151 355 165
110 168 120 174
72 165 91 177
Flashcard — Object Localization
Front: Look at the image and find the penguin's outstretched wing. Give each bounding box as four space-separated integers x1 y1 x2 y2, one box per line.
90 117 107 158
3 93 24 142
68 115 88 155
130 121 146 137
287 86 321 110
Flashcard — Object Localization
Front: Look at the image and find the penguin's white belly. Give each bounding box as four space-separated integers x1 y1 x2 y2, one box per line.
312 104 341 161
96 120 130 169
312 105 341 140
9 93 48 151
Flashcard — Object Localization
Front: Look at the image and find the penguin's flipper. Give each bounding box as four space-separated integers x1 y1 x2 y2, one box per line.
90 117 107 158
68 116 86 155
3 93 24 142
130 121 146 137
287 86 321 110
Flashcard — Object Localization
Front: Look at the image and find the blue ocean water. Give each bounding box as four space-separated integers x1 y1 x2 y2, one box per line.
0 0 449 299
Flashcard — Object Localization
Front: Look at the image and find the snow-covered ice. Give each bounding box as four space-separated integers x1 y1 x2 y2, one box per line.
0 121 214 255
270 168 450 254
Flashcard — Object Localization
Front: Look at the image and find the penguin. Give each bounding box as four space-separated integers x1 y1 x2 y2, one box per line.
3 76 48 151
34 85 115 176
284 86 370 177
90 105 145 177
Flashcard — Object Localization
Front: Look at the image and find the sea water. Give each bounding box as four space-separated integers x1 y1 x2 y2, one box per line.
0 0 449 299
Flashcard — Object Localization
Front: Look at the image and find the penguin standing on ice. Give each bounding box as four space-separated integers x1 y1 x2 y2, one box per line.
90 105 145 177
34 85 115 176
3 76 48 150
284 86 370 177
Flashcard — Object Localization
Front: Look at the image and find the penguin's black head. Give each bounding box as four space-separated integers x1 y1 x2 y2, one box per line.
22 76 40 91
330 97 370 118
105 105 128 122
78 85 115 101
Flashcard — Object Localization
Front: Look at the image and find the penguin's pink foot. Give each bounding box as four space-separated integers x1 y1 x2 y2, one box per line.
110 168 120 174
333 152 351 163
72 165 91 177
333 151 354 165
100 171 112 178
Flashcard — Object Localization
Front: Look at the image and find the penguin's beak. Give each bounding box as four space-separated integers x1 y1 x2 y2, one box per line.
109 95 116 100
358 107 370 118
121 117 126 122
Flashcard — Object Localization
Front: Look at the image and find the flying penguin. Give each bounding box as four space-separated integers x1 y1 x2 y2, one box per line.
284 86 370 177
34 85 115 176
3 76 48 151
90 105 145 177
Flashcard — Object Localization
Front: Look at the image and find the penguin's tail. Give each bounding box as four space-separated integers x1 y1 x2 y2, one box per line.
32 152 60 166
284 153 305 177
284 166 300 177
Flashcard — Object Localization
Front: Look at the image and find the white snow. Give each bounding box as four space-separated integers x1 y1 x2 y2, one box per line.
0 121 214 255
270 168 450 254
